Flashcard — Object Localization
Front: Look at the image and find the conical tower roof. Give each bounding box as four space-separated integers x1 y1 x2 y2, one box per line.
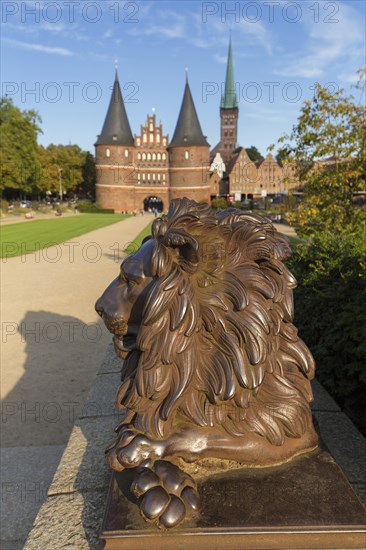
169 78 209 148
95 70 134 146
221 38 238 109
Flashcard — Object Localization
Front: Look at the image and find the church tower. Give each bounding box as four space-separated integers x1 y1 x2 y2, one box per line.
95 69 136 211
219 38 239 163
168 76 210 203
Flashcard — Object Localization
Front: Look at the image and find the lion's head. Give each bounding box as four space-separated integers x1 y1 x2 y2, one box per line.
96 198 315 448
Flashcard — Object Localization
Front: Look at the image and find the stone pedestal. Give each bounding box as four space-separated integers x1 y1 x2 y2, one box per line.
100 449 366 549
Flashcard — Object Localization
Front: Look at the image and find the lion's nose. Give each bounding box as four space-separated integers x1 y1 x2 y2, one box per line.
95 297 104 317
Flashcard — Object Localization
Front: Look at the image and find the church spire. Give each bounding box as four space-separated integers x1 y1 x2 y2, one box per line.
169 77 209 147
221 37 238 109
95 70 134 146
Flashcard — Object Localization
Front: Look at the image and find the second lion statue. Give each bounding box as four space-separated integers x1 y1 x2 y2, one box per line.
95 198 318 528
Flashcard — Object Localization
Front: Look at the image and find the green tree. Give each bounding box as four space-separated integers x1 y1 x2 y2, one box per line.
275 69 366 238
245 146 264 162
275 148 291 166
80 152 96 197
37 144 87 196
0 97 42 197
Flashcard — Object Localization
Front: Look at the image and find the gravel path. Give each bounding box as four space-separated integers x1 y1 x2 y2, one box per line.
1 213 153 446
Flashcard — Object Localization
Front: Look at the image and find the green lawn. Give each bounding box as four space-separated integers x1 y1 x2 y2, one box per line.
124 220 153 254
0 214 129 259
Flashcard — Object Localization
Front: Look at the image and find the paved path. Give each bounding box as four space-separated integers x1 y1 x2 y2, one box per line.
0 213 153 549
1 213 153 442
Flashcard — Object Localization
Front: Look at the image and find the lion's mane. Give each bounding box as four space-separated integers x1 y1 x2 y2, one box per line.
116 199 315 447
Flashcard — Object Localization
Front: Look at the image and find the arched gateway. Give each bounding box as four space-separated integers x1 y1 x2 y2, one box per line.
143 196 164 213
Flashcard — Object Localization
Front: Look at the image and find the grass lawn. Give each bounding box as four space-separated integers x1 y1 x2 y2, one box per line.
124 220 153 254
0 214 129 259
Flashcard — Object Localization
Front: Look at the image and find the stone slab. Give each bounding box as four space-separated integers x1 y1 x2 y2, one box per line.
48 416 116 495
80 372 122 419
314 411 366 485
98 344 122 375
311 379 341 411
0 445 65 546
23 491 106 550
101 449 366 550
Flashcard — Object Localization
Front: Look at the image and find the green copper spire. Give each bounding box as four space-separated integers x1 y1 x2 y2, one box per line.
221 37 238 109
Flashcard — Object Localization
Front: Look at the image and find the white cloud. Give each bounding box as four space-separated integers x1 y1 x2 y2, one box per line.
274 2 365 79
3 38 73 56
128 7 274 54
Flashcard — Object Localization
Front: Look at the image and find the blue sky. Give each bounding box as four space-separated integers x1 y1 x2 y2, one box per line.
2 0 365 155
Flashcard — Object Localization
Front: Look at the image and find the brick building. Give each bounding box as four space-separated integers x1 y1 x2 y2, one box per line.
210 40 299 201
95 71 211 212
95 42 299 211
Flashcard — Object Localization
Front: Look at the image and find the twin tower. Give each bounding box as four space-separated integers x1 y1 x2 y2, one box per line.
95 40 238 212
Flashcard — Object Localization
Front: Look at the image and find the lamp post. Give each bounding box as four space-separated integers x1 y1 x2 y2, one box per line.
59 169 63 202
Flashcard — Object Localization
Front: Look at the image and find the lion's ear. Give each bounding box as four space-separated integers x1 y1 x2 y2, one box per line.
163 229 199 272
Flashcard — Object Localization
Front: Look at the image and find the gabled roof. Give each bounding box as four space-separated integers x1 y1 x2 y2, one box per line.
169 80 209 148
225 152 240 175
95 70 134 146
221 38 238 109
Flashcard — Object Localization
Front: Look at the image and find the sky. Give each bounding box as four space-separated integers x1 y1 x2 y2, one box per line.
2 0 365 156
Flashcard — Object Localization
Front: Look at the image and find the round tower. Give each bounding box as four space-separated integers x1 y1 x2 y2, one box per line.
95 69 136 212
168 77 210 204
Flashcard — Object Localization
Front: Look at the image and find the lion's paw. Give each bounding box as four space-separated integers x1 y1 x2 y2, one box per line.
131 460 200 529
106 429 164 471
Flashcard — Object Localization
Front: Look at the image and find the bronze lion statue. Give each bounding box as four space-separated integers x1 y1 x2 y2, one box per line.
96 198 318 528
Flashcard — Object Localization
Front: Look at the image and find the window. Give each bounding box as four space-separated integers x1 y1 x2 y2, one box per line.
124 149 128 158
147 173 150 181
162 138 166 146
157 153 161 161
150 133 154 143
143 133 147 143
153 174 156 181
137 153 141 160
163 174 166 181
156 134 160 143
112 135 117 141
147 153 151 160
136 138 141 146
142 173 145 181
158 174 161 181
142 153 146 160
149 123 153 132
184 151 189 160
152 153 156 161
106 148 110 157
162 153 166 160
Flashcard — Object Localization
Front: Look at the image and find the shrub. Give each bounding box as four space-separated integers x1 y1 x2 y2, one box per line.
211 198 228 210
287 220 366 432
76 200 114 214
0 199 9 213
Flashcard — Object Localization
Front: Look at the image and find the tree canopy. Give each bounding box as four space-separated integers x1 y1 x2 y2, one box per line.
245 146 264 162
0 97 42 195
275 69 366 237
0 96 96 199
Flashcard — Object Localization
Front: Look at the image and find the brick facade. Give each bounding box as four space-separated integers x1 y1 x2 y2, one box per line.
96 106 211 212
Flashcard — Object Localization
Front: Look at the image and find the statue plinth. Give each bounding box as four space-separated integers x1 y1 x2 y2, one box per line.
100 449 366 549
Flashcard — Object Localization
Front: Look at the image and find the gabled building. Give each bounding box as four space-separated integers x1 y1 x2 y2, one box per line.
224 150 298 200
209 40 299 200
95 71 211 213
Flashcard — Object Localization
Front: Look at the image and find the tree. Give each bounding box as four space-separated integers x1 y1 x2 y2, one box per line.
80 152 96 197
275 69 366 238
0 97 42 197
275 148 290 165
37 144 87 196
245 146 264 162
